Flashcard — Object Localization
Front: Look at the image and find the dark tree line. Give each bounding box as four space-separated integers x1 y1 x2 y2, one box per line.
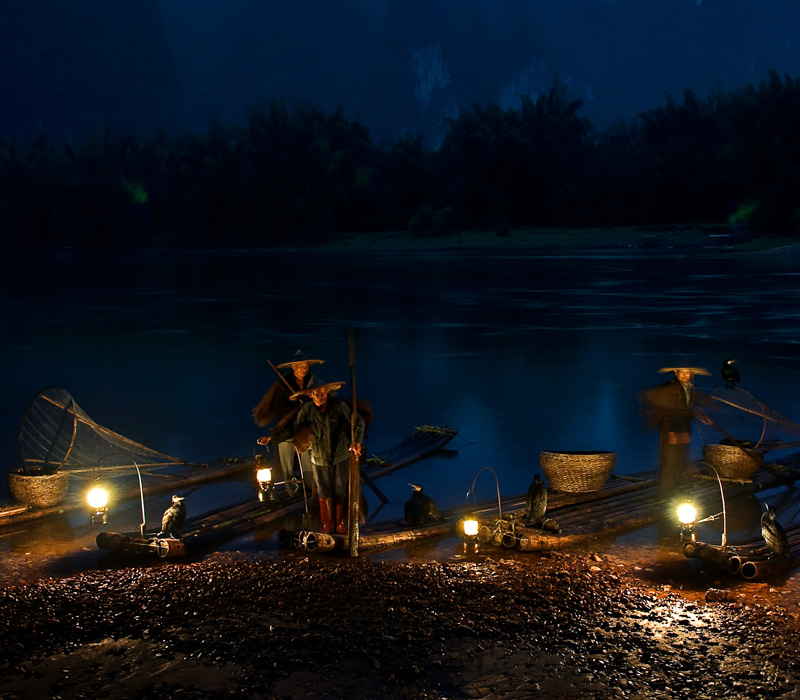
2 70 800 252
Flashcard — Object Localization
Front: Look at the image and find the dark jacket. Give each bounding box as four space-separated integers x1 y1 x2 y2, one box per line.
640 379 703 434
293 396 365 466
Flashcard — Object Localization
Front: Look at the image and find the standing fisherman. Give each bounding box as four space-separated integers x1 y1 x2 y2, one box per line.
253 350 324 493
640 365 711 499
290 378 365 534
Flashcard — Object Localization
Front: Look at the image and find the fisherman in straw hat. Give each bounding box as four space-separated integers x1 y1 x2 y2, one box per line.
289 376 365 535
639 365 711 499
254 350 324 493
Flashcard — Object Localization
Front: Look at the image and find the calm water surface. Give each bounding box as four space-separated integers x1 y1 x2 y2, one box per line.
2 246 800 592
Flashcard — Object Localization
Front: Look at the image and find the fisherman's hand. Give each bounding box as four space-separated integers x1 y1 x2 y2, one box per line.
257 436 272 446
350 442 362 458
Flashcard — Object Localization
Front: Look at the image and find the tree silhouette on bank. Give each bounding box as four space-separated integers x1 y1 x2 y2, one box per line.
2 71 800 252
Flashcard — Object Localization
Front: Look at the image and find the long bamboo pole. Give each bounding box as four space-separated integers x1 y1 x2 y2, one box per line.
347 327 360 557
709 394 778 422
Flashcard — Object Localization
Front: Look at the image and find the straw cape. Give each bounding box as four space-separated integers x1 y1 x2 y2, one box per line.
253 351 325 427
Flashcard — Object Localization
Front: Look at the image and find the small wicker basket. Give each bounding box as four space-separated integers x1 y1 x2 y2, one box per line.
701 444 764 480
7 471 70 508
539 450 616 493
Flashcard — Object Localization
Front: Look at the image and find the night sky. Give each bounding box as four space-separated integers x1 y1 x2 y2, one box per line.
3 0 800 145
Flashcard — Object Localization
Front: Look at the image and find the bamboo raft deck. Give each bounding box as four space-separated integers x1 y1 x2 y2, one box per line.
292 450 800 556
290 471 663 554
0 458 251 529
469 454 800 554
683 535 800 581
680 450 800 579
96 425 458 558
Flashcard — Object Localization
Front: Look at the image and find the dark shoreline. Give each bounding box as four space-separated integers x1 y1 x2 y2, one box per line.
276 224 799 257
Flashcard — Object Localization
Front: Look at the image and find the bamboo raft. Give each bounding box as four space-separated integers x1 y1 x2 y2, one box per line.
96 425 458 558
682 539 800 581
683 518 800 580
0 457 251 529
284 471 662 554
470 451 800 554
681 450 800 580
287 450 800 556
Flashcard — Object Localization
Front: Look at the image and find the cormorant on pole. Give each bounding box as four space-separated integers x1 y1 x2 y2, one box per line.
761 503 792 559
721 358 740 388
157 495 186 539
404 484 446 527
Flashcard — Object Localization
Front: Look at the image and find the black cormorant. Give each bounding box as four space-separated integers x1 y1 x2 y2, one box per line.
157 495 186 539
524 474 548 525
721 358 740 388
761 503 792 559
404 484 446 527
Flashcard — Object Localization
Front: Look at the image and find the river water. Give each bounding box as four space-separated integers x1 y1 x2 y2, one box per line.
2 245 800 592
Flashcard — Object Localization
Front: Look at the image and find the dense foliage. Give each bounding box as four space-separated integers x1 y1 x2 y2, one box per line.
2 70 800 251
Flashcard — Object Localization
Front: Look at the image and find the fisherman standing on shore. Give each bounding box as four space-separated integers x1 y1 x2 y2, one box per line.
640 365 711 499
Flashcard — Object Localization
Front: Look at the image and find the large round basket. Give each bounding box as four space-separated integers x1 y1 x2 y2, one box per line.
7 471 70 508
539 451 616 493
702 444 764 480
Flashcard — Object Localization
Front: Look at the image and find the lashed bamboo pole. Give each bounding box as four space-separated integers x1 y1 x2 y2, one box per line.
684 526 800 580
517 514 658 551
740 552 798 580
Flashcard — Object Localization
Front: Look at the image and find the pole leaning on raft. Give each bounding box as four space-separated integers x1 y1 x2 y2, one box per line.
348 327 360 557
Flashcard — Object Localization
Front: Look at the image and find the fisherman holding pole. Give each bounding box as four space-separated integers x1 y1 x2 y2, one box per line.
289 373 365 536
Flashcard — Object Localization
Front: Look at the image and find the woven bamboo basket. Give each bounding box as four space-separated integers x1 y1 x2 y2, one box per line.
702 444 764 480
539 450 616 493
7 471 70 508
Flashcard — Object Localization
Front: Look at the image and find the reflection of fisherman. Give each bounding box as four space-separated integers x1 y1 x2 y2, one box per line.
640 366 711 498
253 350 323 491
290 378 365 535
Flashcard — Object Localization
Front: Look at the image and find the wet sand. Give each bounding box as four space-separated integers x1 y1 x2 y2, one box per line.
1 548 799 699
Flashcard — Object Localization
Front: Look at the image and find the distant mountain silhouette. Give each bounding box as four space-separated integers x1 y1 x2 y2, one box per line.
2 0 800 145
364 0 549 144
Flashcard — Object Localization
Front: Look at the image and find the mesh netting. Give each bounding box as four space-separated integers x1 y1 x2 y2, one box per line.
698 385 800 453
18 386 199 478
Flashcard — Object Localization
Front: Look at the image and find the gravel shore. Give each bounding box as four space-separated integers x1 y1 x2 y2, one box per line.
1 549 799 699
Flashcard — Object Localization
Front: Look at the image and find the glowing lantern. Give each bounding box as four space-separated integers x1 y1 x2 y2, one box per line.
87 485 109 525
460 513 480 554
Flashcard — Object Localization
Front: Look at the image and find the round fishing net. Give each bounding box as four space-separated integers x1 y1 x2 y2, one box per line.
18 386 198 478
697 386 800 453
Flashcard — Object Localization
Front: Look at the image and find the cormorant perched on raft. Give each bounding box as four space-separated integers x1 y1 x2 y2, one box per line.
404 484 446 527
721 358 740 388
157 495 186 539
524 474 548 524
761 503 792 559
